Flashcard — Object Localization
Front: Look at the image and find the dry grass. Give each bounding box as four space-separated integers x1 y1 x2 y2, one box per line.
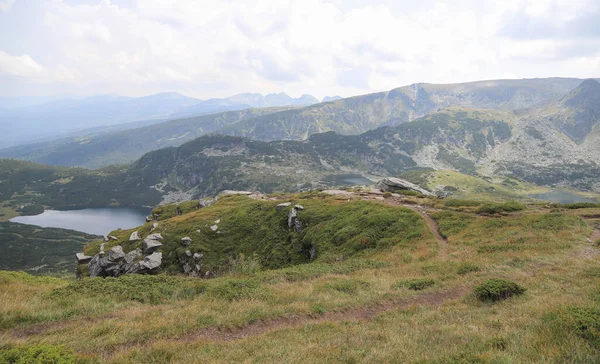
1 199 600 363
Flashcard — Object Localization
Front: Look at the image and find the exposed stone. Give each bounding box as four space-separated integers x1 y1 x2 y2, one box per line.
107 246 125 261
214 219 221 224
76 253 93 264
108 235 118 241
146 233 163 240
181 237 192 246
142 239 162 254
210 225 218 232
179 251 204 277
376 177 435 197
276 202 292 210
321 189 354 196
219 190 253 196
129 231 141 242
198 198 215 208
287 207 297 229
140 252 162 271
294 204 304 210
294 219 303 233
124 248 142 264
151 222 158 231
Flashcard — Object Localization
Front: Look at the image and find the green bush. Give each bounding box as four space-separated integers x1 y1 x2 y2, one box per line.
546 307 600 348
559 202 600 209
444 199 483 207
16 204 44 216
457 262 480 275
395 278 435 291
0 344 76 364
474 278 525 302
476 202 525 214
395 190 425 198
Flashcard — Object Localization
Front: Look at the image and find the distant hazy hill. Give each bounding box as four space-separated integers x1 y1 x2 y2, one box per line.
0 91 321 149
1 78 586 169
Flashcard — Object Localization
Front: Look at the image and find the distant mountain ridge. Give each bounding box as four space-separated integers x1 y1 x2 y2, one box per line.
0 91 320 148
1 77 595 172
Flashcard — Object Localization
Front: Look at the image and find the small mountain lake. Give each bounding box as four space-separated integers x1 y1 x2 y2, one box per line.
528 190 598 204
10 207 150 236
322 174 374 187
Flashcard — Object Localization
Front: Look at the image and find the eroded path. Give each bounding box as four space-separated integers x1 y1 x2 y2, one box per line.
168 285 469 343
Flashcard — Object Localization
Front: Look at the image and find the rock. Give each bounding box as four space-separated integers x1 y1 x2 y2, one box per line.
210 225 218 232
179 251 204 277
214 219 221 224
321 189 354 196
108 235 118 241
146 233 163 240
376 177 435 197
107 246 125 261
181 237 192 246
248 194 264 200
288 207 298 229
219 190 253 196
129 231 141 242
294 219 303 233
124 248 142 264
294 204 304 210
140 252 162 271
198 198 214 208
276 202 292 210
142 239 162 254
151 222 158 231
76 253 93 264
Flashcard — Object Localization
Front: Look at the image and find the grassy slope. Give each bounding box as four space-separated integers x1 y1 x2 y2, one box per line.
1 195 600 362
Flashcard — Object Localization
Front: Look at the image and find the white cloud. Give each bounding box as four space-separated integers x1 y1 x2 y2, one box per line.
0 0 598 98
0 51 43 78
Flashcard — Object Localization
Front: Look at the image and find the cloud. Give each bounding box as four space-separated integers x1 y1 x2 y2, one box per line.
0 51 43 78
0 0 14 12
0 0 599 98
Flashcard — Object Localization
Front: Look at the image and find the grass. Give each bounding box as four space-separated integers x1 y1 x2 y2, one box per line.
1 194 599 362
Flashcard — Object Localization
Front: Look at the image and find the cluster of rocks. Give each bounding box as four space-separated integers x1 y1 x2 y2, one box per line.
177 236 213 278
76 231 164 278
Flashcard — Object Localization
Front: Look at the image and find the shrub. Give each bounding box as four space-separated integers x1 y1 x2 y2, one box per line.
16 204 44 216
444 199 483 207
546 307 600 348
560 202 600 209
457 262 480 275
476 202 525 214
0 344 76 363
395 278 435 291
226 253 262 276
474 278 525 302
395 190 425 198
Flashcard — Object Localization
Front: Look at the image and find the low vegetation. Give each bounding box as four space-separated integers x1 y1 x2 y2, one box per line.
1 192 599 362
474 278 526 302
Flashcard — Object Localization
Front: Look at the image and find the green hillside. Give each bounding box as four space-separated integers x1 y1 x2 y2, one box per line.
2 192 600 362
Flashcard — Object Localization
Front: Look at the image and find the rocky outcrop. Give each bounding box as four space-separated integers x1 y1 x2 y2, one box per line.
75 253 93 264
179 250 204 277
181 237 192 246
142 239 162 254
376 177 435 197
129 231 141 242
87 245 163 277
286 205 303 233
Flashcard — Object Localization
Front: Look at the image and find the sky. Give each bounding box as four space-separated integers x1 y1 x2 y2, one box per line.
0 0 599 100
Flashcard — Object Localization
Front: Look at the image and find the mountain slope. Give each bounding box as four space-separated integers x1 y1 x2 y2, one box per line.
0 107 293 168
219 77 584 142
0 78 584 168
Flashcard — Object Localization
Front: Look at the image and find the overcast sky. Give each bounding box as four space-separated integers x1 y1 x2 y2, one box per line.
0 0 598 99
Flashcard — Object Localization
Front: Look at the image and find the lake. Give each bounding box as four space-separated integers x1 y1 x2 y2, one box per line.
528 190 598 204
322 174 374 187
10 207 151 236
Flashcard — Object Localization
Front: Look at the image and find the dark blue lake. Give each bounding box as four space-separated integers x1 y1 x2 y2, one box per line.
10 207 150 236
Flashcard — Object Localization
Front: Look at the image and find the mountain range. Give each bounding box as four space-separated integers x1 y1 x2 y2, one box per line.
0 91 321 148
1 78 599 217
1 77 589 169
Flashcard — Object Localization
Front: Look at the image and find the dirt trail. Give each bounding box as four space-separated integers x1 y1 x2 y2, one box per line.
171 286 469 343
